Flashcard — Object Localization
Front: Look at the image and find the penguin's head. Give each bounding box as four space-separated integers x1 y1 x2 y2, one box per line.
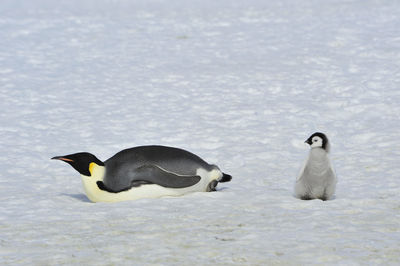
52 152 104 176
305 132 329 151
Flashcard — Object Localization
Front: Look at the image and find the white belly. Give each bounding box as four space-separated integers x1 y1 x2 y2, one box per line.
81 167 222 203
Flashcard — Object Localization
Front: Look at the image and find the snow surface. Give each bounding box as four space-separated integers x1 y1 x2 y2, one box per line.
1 0 400 264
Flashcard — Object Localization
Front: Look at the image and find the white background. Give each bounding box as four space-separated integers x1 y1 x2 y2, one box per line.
1 0 399 264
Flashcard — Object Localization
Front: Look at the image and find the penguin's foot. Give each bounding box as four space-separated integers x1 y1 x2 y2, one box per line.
319 189 329 201
300 195 314 200
206 180 218 192
319 195 328 201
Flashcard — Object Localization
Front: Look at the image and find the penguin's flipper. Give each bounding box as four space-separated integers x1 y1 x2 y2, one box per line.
96 181 131 193
97 180 152 193
132 165 202 188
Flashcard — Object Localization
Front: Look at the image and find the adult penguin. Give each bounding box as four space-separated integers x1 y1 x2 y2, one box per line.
52 145 232 203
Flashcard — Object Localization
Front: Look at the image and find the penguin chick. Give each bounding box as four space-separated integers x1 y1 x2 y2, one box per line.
52 145 232 203
294 132 337 201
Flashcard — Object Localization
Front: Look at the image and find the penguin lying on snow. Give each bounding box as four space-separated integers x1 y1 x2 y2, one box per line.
52 145 232 203
295 132 337 201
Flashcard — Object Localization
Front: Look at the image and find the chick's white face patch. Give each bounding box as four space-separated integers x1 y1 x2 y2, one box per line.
310 136 323 148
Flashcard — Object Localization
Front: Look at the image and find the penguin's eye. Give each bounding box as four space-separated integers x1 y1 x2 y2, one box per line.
313 139 318 142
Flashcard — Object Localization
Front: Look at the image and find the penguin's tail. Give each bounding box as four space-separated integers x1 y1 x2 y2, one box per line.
218 173 232 183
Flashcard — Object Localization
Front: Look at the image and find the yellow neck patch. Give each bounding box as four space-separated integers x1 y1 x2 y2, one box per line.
89 162 97 175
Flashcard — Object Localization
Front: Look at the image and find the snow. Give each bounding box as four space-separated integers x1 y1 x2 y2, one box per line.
1 0 400 264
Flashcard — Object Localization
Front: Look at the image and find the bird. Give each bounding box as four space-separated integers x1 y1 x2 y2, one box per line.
52 145 232 203
294 132 337 201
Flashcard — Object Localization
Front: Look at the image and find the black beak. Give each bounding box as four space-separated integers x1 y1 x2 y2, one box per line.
51 156 74 162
